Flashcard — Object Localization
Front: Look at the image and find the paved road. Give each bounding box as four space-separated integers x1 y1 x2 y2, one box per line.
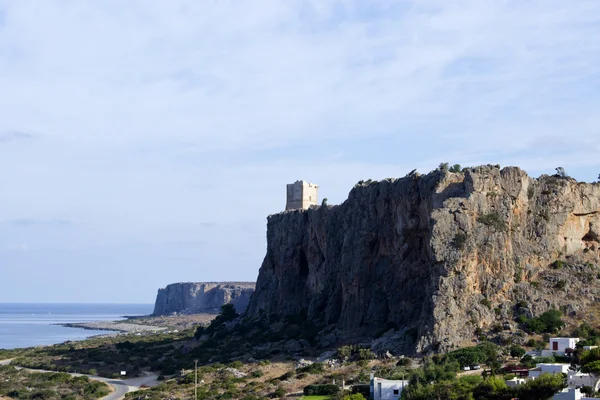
0 359 158 400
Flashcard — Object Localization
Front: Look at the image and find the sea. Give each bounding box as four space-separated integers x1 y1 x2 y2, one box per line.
0 303 154 350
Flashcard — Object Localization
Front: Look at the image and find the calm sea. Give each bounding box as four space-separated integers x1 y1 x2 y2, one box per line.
0 303 153 350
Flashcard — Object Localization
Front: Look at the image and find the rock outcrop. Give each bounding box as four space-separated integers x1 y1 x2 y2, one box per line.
153 282 255 316
246 165 600 353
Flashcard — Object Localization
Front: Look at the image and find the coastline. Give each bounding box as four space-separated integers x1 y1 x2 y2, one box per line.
56 320 167 334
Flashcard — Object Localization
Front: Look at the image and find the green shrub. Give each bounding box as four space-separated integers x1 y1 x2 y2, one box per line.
297 362 324 374
480 298 492 309
521 309 565 334
452 232 468 250
477 213 508 232
551 260 566 269
337 345 353 361
444 342 498 367
357 348 376 361
278 371 294 381
509 345 526 358
303 384 341 396
251 370 264 378
449 164 462 173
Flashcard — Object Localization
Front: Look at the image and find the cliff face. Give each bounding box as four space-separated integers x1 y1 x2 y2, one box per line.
246 166 600 353
153 282 255 316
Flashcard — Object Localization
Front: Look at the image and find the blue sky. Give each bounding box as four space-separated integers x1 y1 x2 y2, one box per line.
1 0 599 303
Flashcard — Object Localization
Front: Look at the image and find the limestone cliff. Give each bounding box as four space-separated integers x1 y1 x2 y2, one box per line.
153 282 255 315
246 165 600 353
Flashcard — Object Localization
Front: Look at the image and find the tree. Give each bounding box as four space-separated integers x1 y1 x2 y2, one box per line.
322 198 328 206
219 303 238 320
555 167 569 178
439 162 449 171
449 164 462 173
582 359 600 374
337 345 353 361
517 373 565 400
510 345 526 359
194 325 205 339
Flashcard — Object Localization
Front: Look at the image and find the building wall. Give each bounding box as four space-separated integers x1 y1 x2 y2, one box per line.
552 388 582 400
505 378 525 388
372 378 408 400
568 372 597 390
551 338 579 352
531 365 570 379
302 181 318 208
285 180 318 210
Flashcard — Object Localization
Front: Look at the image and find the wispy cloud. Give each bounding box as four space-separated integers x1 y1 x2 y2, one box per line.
0 0 599 301
0 130 35 143
9 218 74 227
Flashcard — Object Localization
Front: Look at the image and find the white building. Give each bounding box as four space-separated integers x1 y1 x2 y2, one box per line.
583 346 598 351
552 388 596 400
568 371 599 391
529 364 570 379
370 377 409 400
542 338 580 357
505 377 526 388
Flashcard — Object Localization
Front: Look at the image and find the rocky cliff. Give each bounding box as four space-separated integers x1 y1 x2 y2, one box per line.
153 282 255 315
246 165 600 353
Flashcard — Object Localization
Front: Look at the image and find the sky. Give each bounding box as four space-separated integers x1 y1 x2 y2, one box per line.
1 0 600 303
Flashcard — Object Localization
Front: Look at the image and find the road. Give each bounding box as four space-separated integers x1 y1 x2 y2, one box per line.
0 359 158 400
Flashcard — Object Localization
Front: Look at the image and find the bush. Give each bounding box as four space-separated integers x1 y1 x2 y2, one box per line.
251 370 264 378
449 164 462 173
509 345 526 359
194 325 205 339
477 213 508 232
480 298 492 309
445 342 498 368
337 345 353 361
551 260 566 269
297 362 324 374
522 309 565 334
303 384 341 396
396 358 412 367
344 394 366 400
357 348 376 361
278 371 294 381
452 232 468 250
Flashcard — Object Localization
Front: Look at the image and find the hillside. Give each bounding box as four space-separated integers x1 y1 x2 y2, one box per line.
247 165 600 354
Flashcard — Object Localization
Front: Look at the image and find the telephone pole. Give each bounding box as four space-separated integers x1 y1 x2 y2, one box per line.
194 359 199 399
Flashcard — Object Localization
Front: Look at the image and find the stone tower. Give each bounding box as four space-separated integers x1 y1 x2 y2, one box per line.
286 180 319 210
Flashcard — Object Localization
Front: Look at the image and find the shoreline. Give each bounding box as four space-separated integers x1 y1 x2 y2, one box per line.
55 320 167 334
